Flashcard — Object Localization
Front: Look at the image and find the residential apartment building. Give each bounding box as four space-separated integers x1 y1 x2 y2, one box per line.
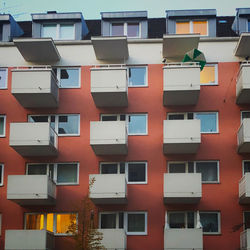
0 7 250 250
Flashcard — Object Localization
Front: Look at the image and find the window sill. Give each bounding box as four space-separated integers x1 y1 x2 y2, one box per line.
128 85 148 88
58 134 80 137
56 183 79 186
126 232 147 236
128 133 148 136
203 232 221 235
201 83 218 86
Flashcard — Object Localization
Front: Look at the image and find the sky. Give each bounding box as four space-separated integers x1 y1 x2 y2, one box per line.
0 0 249 21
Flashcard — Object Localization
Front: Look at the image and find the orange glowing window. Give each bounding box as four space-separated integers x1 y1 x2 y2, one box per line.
25 214 44 230
200 65 216 85
193 21 208 35
46 213 54 232
56 213 77 234
176 22 190 34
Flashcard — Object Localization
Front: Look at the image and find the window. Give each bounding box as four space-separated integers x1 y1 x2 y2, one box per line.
0 24 2 41
200 212 220 234
200 64 218 85
0 164 4 186
176 20 208 36
25 213 77 235
241 111 250 122
0 69 7 89
41 23 75 40
167 112 218 133
26 163 79 185
101 114 148 135
99 211 147 235
248 20 250 32
28 114 80 136
53 68 80 88
244 212 250 229
0 214 2 236
100 162 147 184
243 161 250 175
168 211 195 229
128 66 147 87
168 161 219 183
111 22 140 38
0 115 6 137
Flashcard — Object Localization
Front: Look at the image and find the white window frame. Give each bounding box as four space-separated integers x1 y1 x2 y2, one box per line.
100 161 147 184
200 211 221 235
242 160 250 176
0 68 8 89
41 23 76 40
167 112 188 120
167 211 197 229
99 212 124 229
175 19 208 36
54 67 81 89
0 115 6 137
167 161 220 183
200 64 218 86
110 21 141 38
0 214 1 236
128 66 148 87
28 114 80 137
26 162 79 186
0 164 4 186
241 110 250 123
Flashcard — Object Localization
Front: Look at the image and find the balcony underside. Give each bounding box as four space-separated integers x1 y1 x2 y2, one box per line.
164 196 201 204
90 197 128 205
238 142 250 154
90 144 128 155
8 196 56 206
91 92 128 107
163 142 200 154
11 145 58 157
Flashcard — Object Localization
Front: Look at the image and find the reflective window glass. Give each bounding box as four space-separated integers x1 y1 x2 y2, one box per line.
128 67 146 86
128 114 147 135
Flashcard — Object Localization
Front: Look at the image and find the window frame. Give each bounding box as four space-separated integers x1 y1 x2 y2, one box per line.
53 67 81 89
200 64 218 86
0 164 4 186
175 19 208 36
0 214 1 236
28 114 80 137
0 115 6 137
241 110 250 123
199 211 221 235
99 212 124 229
128 66 148 87
0 68 8 89
26 162 79 186
99 161 148 184
167 211 196 229
110 21 141 38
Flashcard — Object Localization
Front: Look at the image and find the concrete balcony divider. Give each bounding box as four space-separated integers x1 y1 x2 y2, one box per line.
98 229 127 250
91 67 128 107
240 229 250 250
236 63 250 104
163 119 201 154
5 230 54 250
89 174 127 204
239 173 250 204
7 175 56 206
163 63 200 106
164 228 203 250
90 121 128 155
238 119 250 153
164 173 202 204
9 122 58 157
11 68 59 108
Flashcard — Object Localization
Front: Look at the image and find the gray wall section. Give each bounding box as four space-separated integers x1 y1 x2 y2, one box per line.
32 22 41 38
102 21 110 36
208 19 216 37
2 24 10 42
141 20 148 38
166 19 176 34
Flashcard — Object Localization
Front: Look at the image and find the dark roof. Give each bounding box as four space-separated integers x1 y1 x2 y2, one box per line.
18 21 32 37
148 18 166 38
84 19 101 39
216 16 237 37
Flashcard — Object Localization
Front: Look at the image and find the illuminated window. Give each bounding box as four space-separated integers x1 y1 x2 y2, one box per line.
25 214 44 230
193 21 207 35
56 213 77 234
200 65 217 85
176 21 190 34
176 20 208 36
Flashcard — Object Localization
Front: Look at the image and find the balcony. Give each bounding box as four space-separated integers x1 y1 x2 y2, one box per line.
236 63 250 104
238 119 250 153
9 122 58 157
7 175 56 206
164 228 203 250
163 63 200 106
98 229 127 250
91 67 128 107
235 33 250 58
5 230 54 250
89 174 127 204
163 120 201 154
11 68 59 108
90 121 128 155
239 173 250 204
241 229 250 250
164 173 202 204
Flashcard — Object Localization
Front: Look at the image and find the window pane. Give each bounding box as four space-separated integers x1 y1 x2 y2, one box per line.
56 213 76 234
60 24 74 40
101 163 118 174
128 163 146 182
58 115 79 135
168 114 185 120
128 115 147 134
193 21 207 35
242 112 250 121
188 162 194 173
0 165 2 185
248 20 250 32
169 213 185 228
0 69 7 88
27 164 47 175
169 163 186 173
0 24 2 41
120 162 125 173
0 117 4 135
29 116 49 123
129 67 146 86
244 212 250 229
111 23 124 36
200 66 215 84
25 214 44 230
200 213 219 233
195 113 217 133
59 68 79 88
47 213 54 232
101 214 116 229
57 163 78 183
42 24 57 39
187 212 195 228
127 213 145 232
127 23 139 37
119 212 124 229
176 22 190 34
244 161 250 175
101 115 118 121
196 162 218 182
